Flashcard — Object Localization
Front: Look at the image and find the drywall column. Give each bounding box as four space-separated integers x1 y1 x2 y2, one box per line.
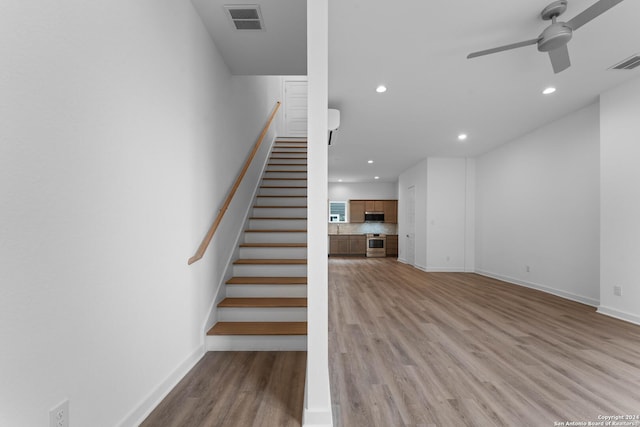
599 76 640 325
304 0 333 426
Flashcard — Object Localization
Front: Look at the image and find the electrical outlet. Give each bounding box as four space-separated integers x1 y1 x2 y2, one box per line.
614 285 622 297
525 265 530 273
50 399 69 427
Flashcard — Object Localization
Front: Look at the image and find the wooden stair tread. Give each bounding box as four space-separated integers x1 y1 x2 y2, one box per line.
260 186 307 189
264 170 307 173
244 229 306 232
249 217 307 220
218 298 307 308
226 276 307 285
233 259 307 265
262 177 307 180
207 322 307 336
239 243 307 248
257 195 307 198
252 205 307 209
268 163 308 166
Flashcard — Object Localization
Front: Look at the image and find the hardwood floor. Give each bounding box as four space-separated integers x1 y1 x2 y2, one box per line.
329 258 640 427
140 352 305 427
143 258 640 427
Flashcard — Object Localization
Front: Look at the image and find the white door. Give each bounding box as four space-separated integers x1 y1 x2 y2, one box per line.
283 80 308 137
406 185 415 266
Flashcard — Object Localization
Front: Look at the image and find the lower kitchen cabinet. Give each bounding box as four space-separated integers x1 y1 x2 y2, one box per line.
329 234 366 256
386 234 398 257
349 235 366 255
329 235 350 255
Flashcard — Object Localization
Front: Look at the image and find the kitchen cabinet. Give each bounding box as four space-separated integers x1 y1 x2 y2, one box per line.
349 235 366 255
383 200 397 223
386 234 398 257
329 234 366 256
350 199 397 223
349 200 365 223
329 235 350 255
365 200 384 212
349 199 398 224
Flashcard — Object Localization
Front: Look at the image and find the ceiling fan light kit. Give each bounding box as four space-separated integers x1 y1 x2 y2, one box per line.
467 0 625 73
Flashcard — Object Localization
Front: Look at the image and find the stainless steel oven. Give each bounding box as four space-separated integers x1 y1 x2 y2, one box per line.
366 233 386 257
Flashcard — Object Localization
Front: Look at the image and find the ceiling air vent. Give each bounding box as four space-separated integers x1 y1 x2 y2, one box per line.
224 5 264 31
610 54 640 70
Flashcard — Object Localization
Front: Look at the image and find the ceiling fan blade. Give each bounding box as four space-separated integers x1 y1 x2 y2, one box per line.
566 0 625 31
467 38 539 59
549 44 571 73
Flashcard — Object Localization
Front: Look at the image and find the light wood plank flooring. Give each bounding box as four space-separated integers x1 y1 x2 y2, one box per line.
329 257 640 427
140 352 305 427
142 257 640 427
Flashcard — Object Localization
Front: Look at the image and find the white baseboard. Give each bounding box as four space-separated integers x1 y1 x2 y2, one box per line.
475 270 600 307
597 306 640 326
303 409 334 427
422 267 468 273
117 345 205 427
302 374 334 427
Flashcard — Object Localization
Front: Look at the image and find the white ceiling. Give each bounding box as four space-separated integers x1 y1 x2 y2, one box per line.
194 0 640 183
191 0 306 75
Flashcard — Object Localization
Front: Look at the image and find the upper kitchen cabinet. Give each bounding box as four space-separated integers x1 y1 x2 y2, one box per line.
349 199 397 224
383 200 397 223
365 200 384 212
349 200 365 223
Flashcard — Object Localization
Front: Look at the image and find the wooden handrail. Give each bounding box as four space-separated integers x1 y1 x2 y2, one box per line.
188 101 281 265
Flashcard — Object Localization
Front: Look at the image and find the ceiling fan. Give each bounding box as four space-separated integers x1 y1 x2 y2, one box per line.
467 0 625 73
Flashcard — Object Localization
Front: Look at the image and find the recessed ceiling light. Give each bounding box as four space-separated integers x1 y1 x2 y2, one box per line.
338 179 343 182
367 160 374 164
374 176 380 180
543 87 556 95
458 133 468 141
376 85 387 93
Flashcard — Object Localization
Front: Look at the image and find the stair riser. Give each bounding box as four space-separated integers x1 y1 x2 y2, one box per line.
258 187 307 196
206 335 307 351
251 207 307 218
218 307 307 322
263 172 308 179
248 218 307 229
274 143 306 147
255 197 307 207
226 284 307 298
233 264 307 277
239 246 307 259
244 231 307 244
271 152 307 157
268 158 308 164
266 164 307 172
261 179 307 187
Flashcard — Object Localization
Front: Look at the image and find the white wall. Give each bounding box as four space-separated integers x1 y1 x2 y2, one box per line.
398 158 473 271
599 76 640 324
328 182 398 200
426 158 474 272
475 103 600 306
304 1 333 426
0 1 281 426
398 160 428 267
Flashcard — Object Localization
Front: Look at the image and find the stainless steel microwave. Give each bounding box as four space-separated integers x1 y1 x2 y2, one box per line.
364 211 384 222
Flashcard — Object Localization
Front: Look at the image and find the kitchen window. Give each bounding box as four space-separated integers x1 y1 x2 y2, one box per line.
329 201 347 222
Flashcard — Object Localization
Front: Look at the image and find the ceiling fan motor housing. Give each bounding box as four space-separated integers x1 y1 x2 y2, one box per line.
537 22 573 52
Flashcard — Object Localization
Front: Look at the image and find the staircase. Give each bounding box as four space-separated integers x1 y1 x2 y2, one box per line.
206 139 308 351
